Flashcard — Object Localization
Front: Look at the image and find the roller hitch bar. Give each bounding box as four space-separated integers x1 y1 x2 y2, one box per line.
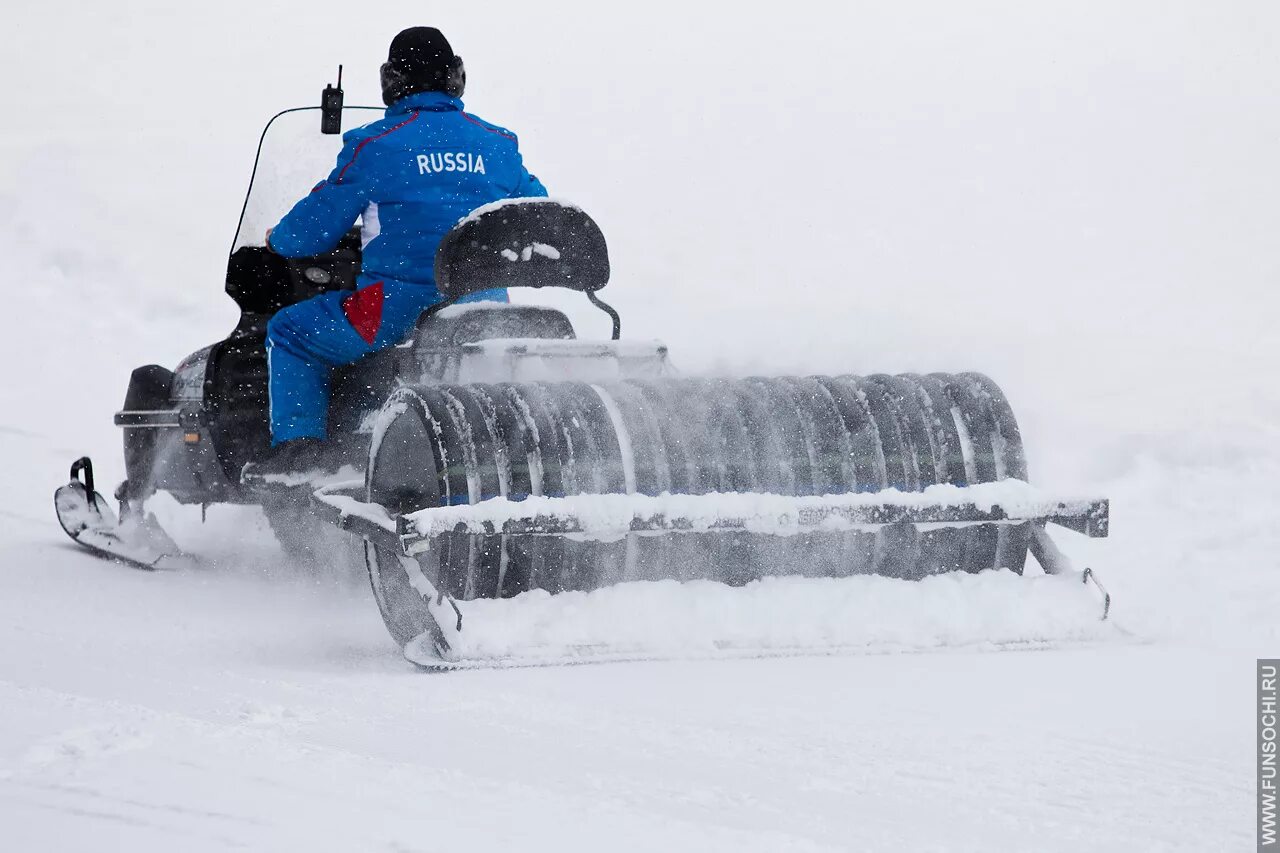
399 496 1108 541
313 481 1108 551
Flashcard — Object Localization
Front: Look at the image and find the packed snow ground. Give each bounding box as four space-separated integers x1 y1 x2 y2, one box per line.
2 1 1278 850
405 572 1118 666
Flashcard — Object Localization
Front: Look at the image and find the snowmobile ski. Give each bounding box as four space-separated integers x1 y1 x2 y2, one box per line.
54 457 194 571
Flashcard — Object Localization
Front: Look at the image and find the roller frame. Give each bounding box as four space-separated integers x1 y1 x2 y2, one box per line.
310 480 1112 620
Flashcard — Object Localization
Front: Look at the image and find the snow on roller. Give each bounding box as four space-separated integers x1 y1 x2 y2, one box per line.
54 99 1112 670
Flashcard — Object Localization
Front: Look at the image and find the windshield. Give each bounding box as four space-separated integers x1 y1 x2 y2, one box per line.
231 105 383 253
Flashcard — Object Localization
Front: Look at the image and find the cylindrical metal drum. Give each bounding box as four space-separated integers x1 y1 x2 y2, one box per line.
365 373 1031 645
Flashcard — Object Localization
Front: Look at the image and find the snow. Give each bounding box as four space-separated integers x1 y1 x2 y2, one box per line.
407 572 1116 667
2 2 1277 850
457 196 582 227
432 302 529 319
453 337 670 383
251 463 364 489
499 243 562 262
312 481 397 534
399 479 1102 538
460 337 665 358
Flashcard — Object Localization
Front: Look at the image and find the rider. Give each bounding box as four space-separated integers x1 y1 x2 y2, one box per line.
245 26 547 480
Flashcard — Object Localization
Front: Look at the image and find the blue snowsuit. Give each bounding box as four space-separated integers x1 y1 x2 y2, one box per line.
266 90 547 443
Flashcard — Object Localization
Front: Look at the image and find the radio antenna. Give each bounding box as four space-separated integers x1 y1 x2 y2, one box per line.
320 64 345 134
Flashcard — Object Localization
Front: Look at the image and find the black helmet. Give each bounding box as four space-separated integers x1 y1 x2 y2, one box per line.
380 27 466 106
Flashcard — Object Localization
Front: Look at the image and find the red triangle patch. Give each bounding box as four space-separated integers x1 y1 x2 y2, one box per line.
342 281 384 345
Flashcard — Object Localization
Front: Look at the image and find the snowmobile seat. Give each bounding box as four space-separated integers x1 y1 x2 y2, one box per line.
323 303 578 448
413 303 576 347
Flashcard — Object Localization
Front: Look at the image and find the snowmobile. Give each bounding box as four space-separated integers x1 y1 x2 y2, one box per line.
55 87 1112 670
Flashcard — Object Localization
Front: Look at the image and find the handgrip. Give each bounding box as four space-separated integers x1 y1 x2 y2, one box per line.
70 456 96 509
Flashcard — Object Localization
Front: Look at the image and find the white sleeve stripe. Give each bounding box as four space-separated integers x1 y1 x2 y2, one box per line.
361 202 381 249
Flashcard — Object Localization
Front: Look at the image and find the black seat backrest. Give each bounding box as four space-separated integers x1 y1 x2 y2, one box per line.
428 200 622 340
435 200 609 299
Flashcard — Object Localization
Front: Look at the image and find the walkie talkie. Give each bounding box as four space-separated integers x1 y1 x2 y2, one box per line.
321 65 344 135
